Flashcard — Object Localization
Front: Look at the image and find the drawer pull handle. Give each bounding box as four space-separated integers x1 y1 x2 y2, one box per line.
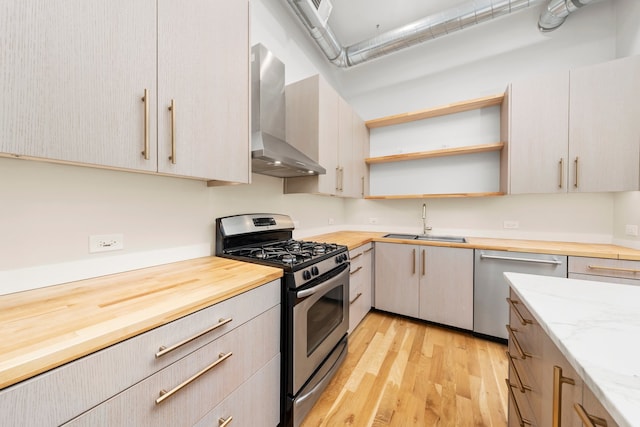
574 403 608 427
350 292 363 305
507 298 534 326
156 317 233 358
156 352 232 405
350 266 363 276
351 253 363 260
505 379 532 426
141 89 150 160
506 351 532 393
218 416 233 427
587 265 640 274
364 247 374 254
506 325 532 359
553 365 576 427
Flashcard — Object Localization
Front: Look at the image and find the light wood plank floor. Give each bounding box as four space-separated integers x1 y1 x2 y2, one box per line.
301 311 508 427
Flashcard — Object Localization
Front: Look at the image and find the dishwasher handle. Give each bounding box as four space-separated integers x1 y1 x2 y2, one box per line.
480 253 563 265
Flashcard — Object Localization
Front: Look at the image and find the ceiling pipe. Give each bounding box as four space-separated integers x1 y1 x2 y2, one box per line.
287 0 547 68
538 0 598 32
287 0 604 68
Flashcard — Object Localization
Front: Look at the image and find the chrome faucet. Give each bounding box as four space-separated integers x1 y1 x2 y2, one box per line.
422 203 432 235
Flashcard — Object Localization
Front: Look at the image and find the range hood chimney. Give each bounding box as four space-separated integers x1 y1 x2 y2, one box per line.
251 44 326 178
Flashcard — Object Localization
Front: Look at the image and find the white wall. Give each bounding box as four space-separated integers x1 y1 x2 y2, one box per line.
613 192 640 249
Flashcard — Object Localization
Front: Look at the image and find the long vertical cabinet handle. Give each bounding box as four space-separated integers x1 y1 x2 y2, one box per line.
361 176 365 197
335 167 340 192
412 249 416 275
339 167 344 191
574 403 608 427
553 365 576 427
168 99 176 164
421 249 426 276
574 157 579 188
141 89 150 160
558 158 564 189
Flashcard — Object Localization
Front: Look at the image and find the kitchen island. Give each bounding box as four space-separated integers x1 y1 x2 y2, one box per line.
505 272 640 427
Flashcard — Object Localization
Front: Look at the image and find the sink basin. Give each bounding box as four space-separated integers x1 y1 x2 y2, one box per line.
382 233 419 239
382 233 467 243
415 235 467 243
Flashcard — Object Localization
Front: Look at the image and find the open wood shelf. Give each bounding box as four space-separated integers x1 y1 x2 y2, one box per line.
365 192 505 200
365 142 504 165
365 93 505 129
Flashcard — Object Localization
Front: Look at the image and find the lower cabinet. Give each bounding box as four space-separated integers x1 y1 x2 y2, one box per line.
374 242 473 330
0 280 281 427
349 243 374 333
568 256 640 286
506 288 618 427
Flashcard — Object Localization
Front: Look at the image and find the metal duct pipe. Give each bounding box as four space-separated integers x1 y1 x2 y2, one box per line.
538 0 597 32
287 0 547 68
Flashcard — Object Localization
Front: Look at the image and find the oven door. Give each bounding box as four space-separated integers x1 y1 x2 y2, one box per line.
291 262 349 395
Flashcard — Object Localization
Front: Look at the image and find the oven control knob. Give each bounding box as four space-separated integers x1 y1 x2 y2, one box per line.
335 253 347 264
303 270 312 280
311 266 319 276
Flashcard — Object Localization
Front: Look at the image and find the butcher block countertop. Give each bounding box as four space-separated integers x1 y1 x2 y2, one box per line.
309 231 640 260
0 256 282 390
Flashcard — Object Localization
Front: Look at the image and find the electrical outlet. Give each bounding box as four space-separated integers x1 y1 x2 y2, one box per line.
503 220 519 229
89 234 124 253
625 224 639 237
368 217 378 224
328 218 335 225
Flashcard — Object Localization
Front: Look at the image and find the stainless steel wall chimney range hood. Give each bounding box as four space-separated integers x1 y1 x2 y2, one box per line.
251 44 326 178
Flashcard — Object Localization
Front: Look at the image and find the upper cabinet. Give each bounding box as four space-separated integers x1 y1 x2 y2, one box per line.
569 55 640 193
507 70 570 194
0 0 250 184
284 75 368 198
507 56 640 194
158 0 250 182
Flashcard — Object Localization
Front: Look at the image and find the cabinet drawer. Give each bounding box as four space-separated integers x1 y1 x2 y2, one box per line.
194 355 280 427
569 257 640 283
0 280 280 427
64 306 280 427
349 243 373 270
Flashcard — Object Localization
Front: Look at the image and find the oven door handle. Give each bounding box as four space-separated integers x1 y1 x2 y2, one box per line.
297 277 340 298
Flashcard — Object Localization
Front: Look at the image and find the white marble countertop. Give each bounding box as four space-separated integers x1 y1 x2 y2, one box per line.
504 272 640 427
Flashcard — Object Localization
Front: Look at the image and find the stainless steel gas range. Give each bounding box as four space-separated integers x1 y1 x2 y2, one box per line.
215 214 349 427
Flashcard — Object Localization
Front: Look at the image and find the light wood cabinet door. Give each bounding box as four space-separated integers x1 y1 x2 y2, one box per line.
0 0 157 172
508 70 570 194
539 326 584 427
157 0 249 182
569 55 640 192
374 243 419 318
419 247 473 330
285 75 340 195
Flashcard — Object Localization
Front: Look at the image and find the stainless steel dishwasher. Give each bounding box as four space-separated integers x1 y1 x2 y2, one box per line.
473 249 567 340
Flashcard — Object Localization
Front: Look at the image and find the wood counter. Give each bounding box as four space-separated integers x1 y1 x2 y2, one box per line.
310 231 640 260
0 256 282 389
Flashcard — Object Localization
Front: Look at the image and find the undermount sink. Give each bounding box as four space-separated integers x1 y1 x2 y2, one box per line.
382 233 467 243
415 235 467 243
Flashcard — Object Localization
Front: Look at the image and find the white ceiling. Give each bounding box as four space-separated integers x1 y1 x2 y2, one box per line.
327 0 495 46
